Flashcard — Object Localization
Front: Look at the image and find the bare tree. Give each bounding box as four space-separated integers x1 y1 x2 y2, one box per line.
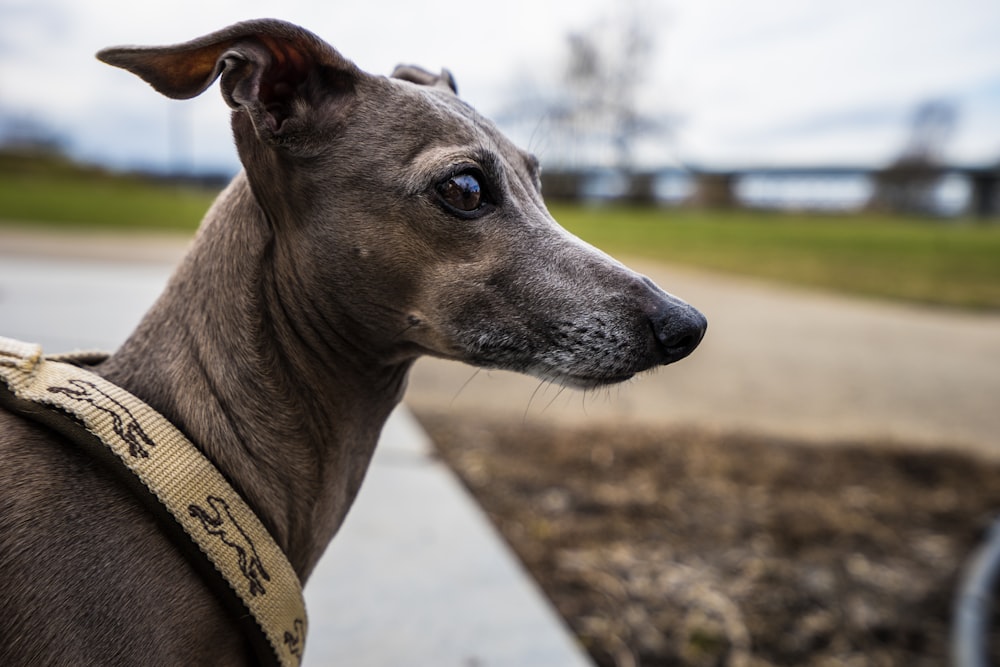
560 0 662 172
872 99 958 215
499 0 669 179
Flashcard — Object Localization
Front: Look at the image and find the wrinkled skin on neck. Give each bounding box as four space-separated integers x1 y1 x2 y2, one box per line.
97 170 409 579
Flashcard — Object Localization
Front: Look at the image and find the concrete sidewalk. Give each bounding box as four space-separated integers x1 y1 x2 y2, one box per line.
0 242 593 667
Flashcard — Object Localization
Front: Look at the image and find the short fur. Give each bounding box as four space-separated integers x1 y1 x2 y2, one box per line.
0 19 705 665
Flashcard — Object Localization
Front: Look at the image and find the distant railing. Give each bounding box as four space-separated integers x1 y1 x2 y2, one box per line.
540 166 1000 219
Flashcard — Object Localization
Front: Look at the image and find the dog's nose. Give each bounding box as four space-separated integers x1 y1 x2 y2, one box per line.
651 302 707 365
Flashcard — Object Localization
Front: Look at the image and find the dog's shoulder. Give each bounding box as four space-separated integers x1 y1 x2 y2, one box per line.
0 408 250 666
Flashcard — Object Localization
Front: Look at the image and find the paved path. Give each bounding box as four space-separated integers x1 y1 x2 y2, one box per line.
408 258 1000 459
0 228 593 667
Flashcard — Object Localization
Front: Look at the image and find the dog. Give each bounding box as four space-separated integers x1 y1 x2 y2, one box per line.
0 19 705 665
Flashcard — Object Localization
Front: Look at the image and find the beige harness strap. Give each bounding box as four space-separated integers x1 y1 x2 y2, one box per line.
0 336 307 667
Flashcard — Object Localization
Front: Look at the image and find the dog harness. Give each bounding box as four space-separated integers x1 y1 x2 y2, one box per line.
0 336 307 667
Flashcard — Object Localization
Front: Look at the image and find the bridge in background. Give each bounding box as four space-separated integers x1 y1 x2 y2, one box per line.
540 165 1000 219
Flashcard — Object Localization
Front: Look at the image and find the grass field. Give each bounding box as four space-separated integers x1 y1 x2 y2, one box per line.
0 153 217 231
552 204 1000 311
1 154 998 310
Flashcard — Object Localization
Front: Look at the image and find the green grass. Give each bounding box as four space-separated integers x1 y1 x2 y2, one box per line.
1 153 998 310
0 153 216 231
550 204 1000 311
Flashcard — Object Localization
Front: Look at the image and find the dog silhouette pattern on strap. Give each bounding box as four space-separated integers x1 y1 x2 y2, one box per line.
283 618 305 660
47 379 156 458
189 495 271 596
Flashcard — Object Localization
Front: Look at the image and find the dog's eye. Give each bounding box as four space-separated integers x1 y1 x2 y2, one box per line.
437 173 484 213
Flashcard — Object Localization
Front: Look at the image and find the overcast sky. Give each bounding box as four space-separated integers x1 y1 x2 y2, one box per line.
1 0 998 173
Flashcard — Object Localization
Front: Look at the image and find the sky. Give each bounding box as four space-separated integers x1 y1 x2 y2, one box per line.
0 0 998 174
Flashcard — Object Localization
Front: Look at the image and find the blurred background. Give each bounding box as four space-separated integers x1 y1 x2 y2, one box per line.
2 1 1000 666
2 0 1000 216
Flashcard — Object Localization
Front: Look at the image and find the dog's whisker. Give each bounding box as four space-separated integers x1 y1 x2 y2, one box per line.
391 321 419 342
527 111 552 160
523 379 550 422
542 383 569 414
450 368 482 407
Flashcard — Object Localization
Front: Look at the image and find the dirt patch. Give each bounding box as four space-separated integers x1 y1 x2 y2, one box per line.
415 410 1000 667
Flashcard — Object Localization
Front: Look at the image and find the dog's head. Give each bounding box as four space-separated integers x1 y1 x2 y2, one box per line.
99 19 705 388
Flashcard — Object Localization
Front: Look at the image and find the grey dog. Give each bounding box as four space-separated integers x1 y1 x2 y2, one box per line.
0 19 705 666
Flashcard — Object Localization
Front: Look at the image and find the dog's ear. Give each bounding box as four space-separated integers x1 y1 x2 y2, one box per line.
391 65 458 95
97 19 360 143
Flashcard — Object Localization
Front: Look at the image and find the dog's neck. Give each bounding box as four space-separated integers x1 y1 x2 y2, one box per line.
98 173 410 579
